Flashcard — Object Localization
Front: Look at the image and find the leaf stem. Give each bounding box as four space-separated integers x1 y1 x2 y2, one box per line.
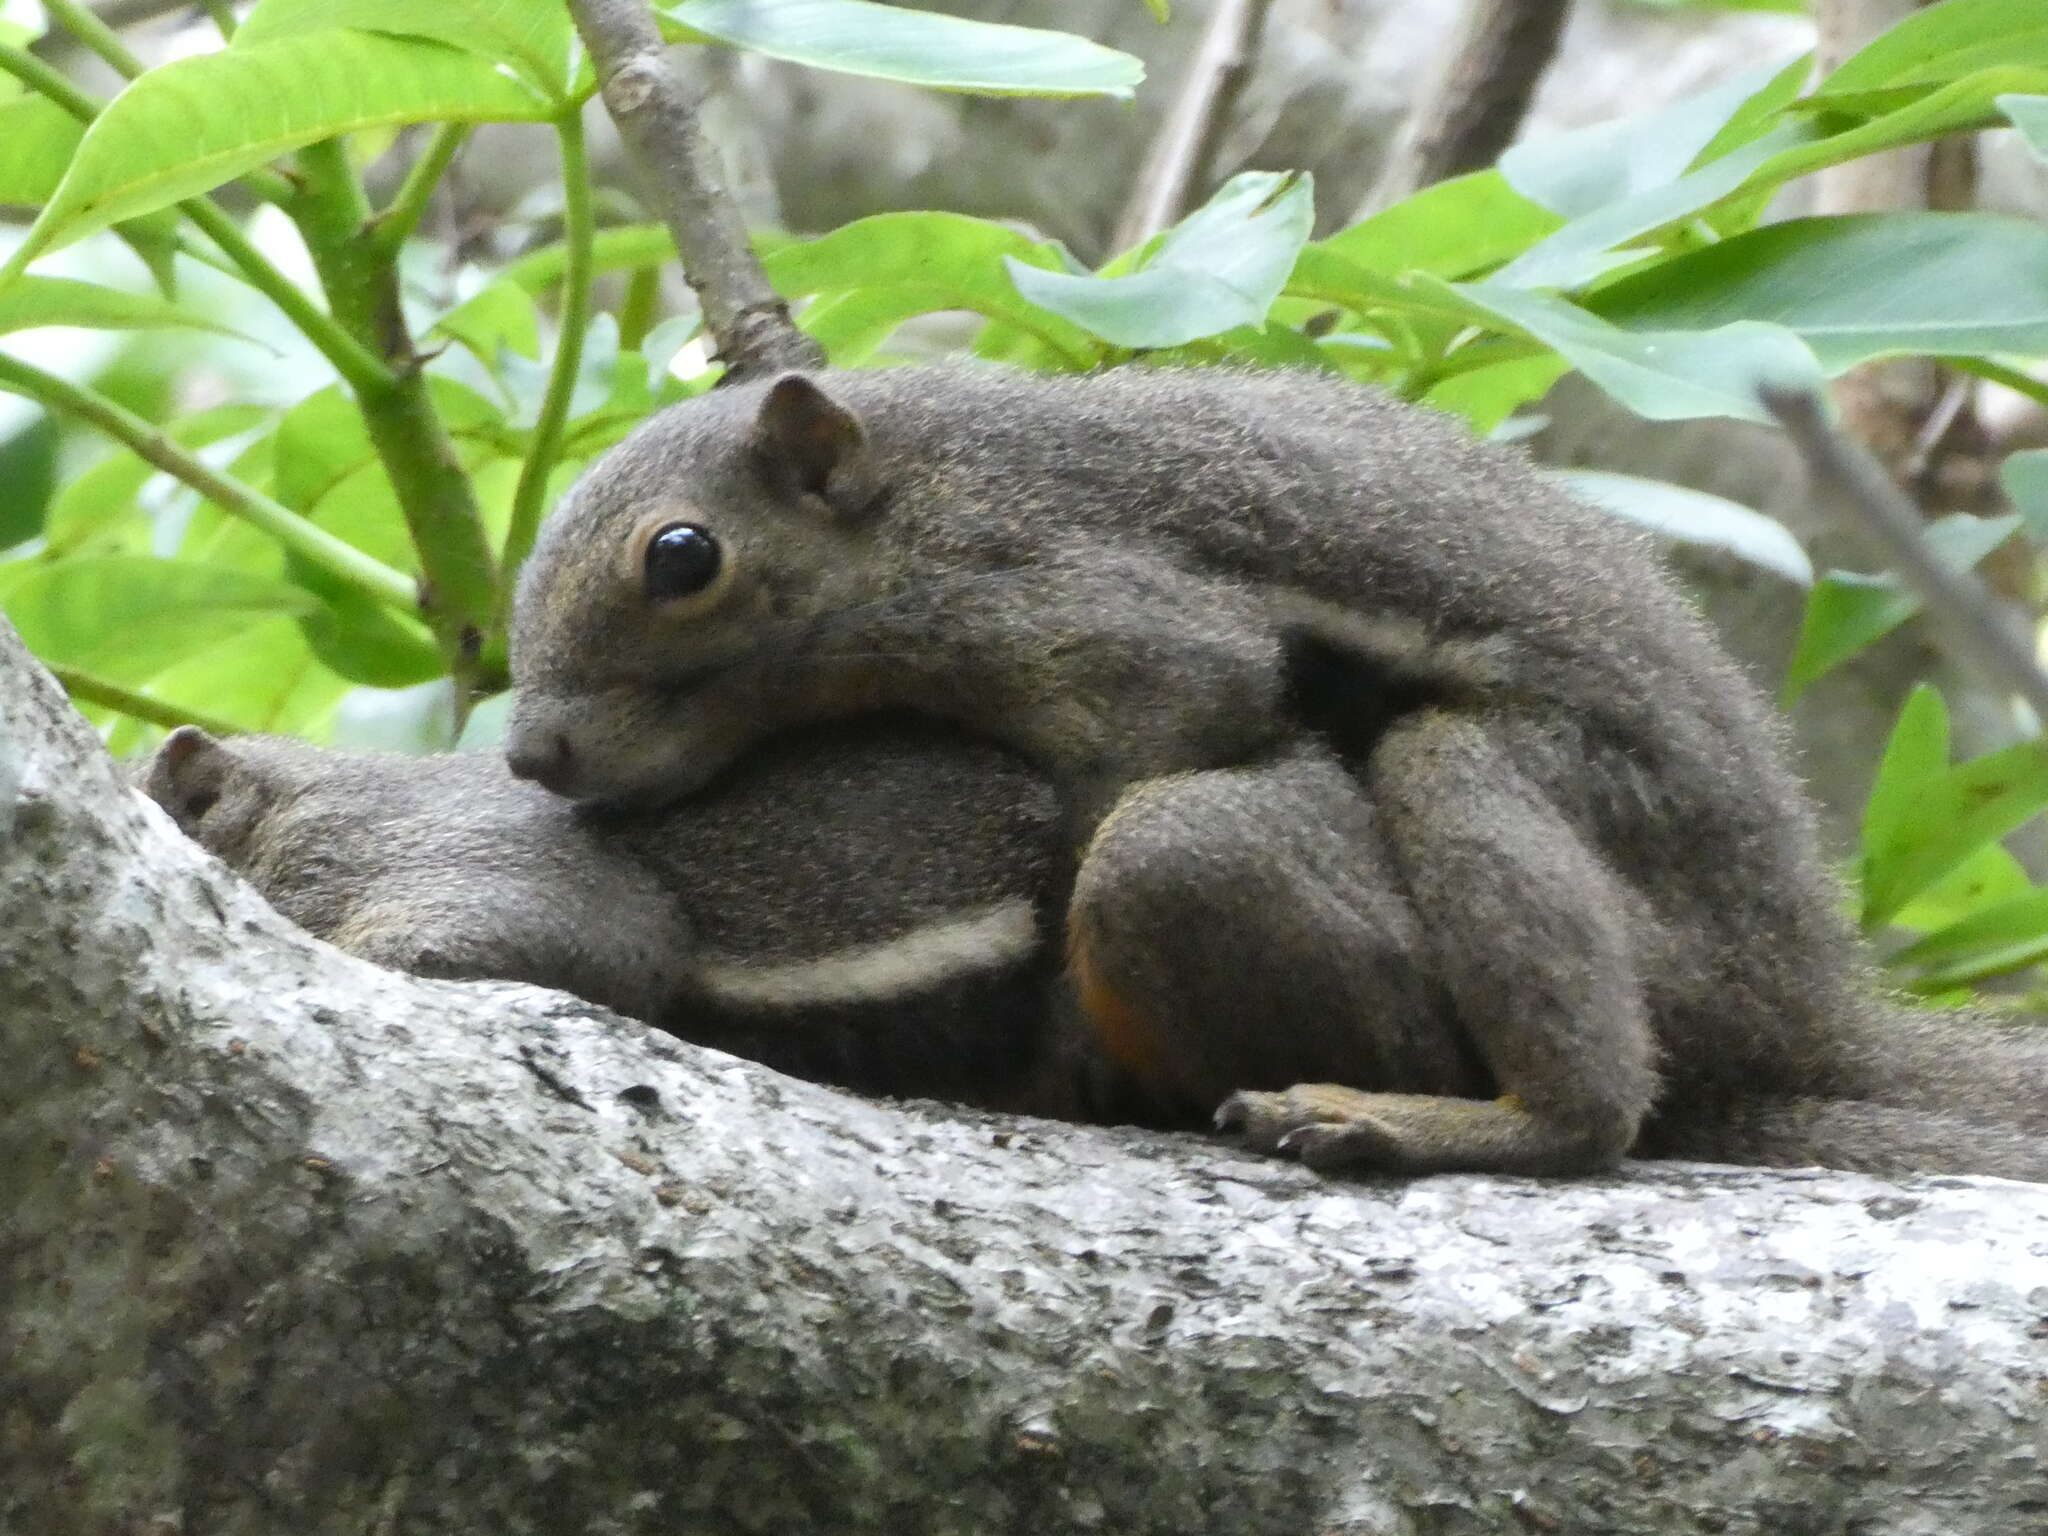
0 351 419 613
51 664 245 737
42 0 146 79
1946 356 2048 414
503 109 595 577
0 37 97 117
370 123 472 256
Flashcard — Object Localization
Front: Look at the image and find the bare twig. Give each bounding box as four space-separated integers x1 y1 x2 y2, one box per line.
1765 387 2048 728
1110 0 1275 253
565 0 821 379
1357 0 1572 219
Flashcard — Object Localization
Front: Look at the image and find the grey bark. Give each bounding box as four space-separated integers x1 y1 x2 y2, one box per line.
566 0 822 378
6 621 2048 1534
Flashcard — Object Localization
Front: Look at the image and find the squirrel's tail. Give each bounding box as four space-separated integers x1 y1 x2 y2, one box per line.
1648 1004 2048 1182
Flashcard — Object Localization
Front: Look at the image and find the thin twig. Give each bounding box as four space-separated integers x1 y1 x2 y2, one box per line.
564 0 821 379
1111 0 1271 253
370 123 472 256
1357 0 1572 220
1764 386 2048 729
52 664 245 736
503 109 596 577
0 351 419 613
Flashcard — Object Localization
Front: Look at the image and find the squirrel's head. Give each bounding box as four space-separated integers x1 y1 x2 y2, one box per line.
508 372 892 809
137 726 299 869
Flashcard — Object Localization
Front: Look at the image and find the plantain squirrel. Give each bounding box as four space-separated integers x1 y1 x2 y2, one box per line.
139 712 2048 1181
138 718 1081 1113
503 364 2048 1180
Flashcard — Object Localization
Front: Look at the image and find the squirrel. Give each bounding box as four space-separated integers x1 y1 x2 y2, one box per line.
136 717 1086 1114
503 364 2048 1181
137 709 2048 1182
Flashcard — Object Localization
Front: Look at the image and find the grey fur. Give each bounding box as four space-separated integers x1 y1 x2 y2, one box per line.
137 719 1076 1111
489 365 2048 1179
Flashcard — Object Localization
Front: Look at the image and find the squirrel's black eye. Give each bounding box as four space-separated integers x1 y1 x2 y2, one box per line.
643 522 723 603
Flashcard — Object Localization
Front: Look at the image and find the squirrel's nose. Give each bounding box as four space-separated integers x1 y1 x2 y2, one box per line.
506 728 576 795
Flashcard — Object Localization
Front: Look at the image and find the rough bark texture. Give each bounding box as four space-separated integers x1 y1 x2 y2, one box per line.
566 0 822 378
6 615 2048 1535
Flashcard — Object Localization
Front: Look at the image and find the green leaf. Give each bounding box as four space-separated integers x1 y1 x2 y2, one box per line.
0 412 57 551
0 95 83 207
1006 171 1314 349
0 275 257 341
132 614 353 736
1554 469 1811 584
44 404 274 557
1815 0 2048 96
432 278 543 369
1318 170 1561 280
235 0 586 102
1419 277 1823 423
1747 65 2048 199
1891 839 2033 937
1 555 319 682
661 0 1143 98
1589 213 2048 372
1422 353 1568 434
764 211 1103 366
1891 885 2048 990
1500 59 1801 219
1862 737 2048 930
1862 685 1951 887
1495 122 1816 292
2001 92 2048 162
1782 513 2022 704
2002 448 2048 543
3 31 554 277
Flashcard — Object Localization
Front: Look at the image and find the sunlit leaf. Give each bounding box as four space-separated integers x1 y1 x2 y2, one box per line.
661 0 1142 98
1783 514 2021 704
1555 469 1811 584
2 31 554 278
1590 213 2048 371
1006 171 1314 349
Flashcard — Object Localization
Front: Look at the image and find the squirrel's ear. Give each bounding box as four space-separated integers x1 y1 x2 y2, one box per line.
145 726 237 822
751 374 882 517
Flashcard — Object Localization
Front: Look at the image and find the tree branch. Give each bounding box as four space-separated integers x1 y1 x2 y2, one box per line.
565 0 822 378
1357 0 1572 218
1110 0 1276 253
5 614 2048 1530
1765 386 2048 726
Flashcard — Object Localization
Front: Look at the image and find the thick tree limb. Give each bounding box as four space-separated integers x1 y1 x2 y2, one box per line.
1358 0 1572 218
566 0 822 379
4 618 2048 1531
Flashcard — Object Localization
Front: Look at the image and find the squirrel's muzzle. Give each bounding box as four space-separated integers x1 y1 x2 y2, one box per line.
506 724 578 797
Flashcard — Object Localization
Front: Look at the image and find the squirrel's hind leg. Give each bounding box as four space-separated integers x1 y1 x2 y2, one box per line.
1067 746 1478 1139
1349 708 1661 1174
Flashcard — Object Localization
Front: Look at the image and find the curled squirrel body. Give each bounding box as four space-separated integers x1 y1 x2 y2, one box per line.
503 366 2048 1178
140 718 1076 1112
